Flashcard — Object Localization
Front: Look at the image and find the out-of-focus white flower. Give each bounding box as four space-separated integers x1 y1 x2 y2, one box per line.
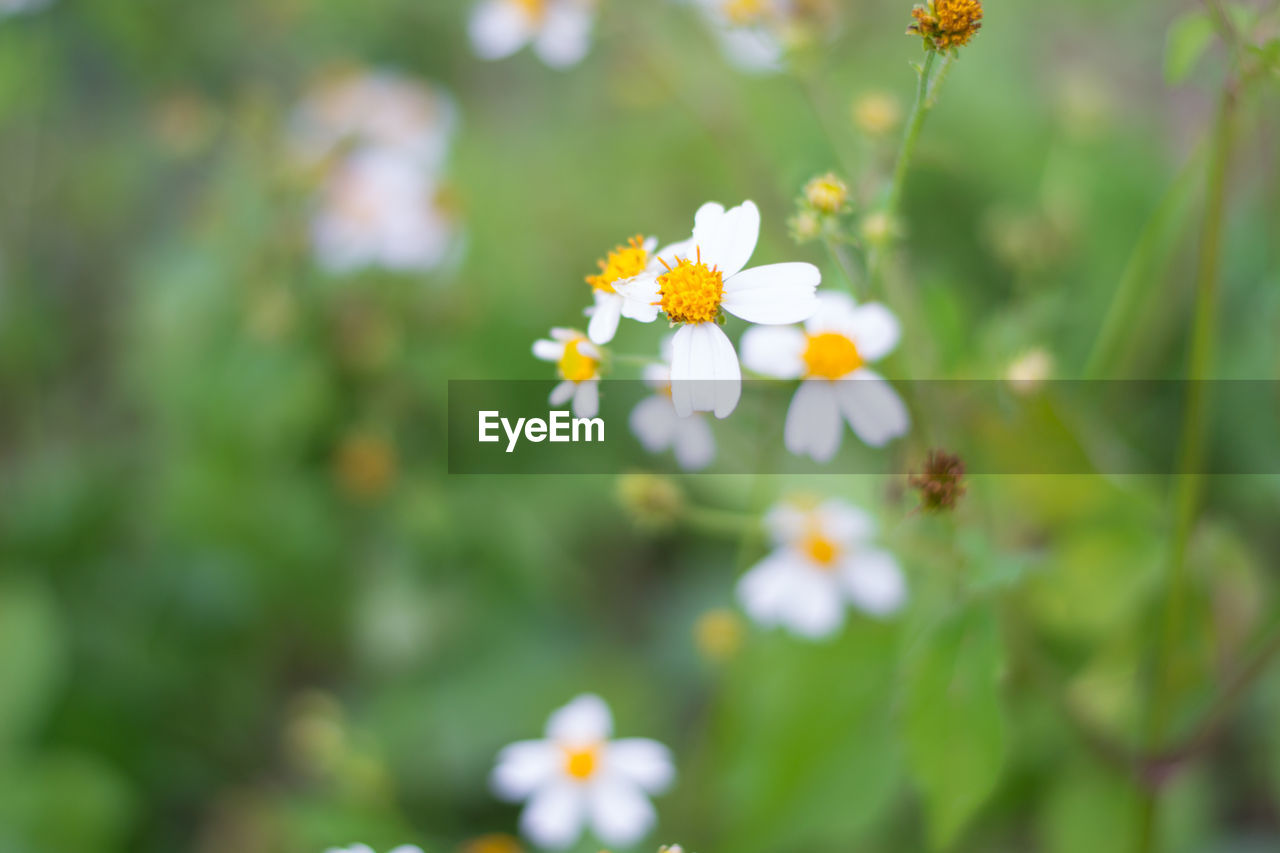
325 845 423 853
469 0 595 69
616 200 820 419
533 328 603 418
291 69 457 169
737 497 906 638
741 291 908 462
0 0 52 17
492 694 674 850
694 0 786 73
584 235 686 346
292 69 463 275
1006 347 1053 394
311 148 460 274
629 339 716 471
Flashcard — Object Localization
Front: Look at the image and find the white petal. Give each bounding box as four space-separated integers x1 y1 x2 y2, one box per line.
550 327 578 342
721 263 820 325
469 0 534 60
847 302 901 362
673 415 716 471
534 339 565 361
629 395 678 453
715 25 786 73
605 738 675 793
546 693 613 743
388 847 425 853
588 778 657 846
736 552 802 626
549 380 576 407
521 783 587 850
587 292 623 345
803 290 858 336
778 568 845 639
693 202 725 232
784 380 844 463
693 200 759 278
616 274 661 324
739 325 806 378
492 740 561 801
533 3 593 68
641 363 670 388
834 369 910 448
573 380 600 419
762 503 809 545
669 323 740 419
840 549 907 616
651 238 694 271
814 499 874 544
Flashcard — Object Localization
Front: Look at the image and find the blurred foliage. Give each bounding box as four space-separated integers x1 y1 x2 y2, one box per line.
1 0 1280 852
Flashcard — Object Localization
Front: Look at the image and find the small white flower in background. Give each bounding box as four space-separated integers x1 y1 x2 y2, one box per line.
737 497 906 639
291 69 458 169
533 328 603 418
1006 347 1053 394
629 339 716 471
693 0 787 74
584 235 689 346
469 0 595 69
325 846 423 853
616 200 820 419
492 694 674 850
311 148 460 274
291 69 463 276
741 291 909 462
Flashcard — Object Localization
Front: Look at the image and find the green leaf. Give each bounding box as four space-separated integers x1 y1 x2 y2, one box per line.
1039 759 1140 853
0 577 68 749
903 607 1006 850
1164 11 1216 85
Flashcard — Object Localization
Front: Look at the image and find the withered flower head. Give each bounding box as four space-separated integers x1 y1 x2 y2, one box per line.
909 449 967 512
908 0 983 52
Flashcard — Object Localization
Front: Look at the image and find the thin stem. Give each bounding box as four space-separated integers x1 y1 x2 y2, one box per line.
886 50 939 220
822 232 864 297
1137 77 1238 853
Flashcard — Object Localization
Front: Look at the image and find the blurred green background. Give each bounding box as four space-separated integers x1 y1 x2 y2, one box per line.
1 0 1279 851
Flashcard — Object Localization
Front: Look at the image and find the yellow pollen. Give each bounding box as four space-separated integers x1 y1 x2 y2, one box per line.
723 0 766 25
511 0 547 20
804 173 849 215
802 531 840 567
558 338 598 383
803 332 863 379
563 744 599 781
657 247 724 325
587 235 650 294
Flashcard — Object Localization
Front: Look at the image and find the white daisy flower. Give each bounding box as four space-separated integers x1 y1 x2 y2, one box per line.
533 328 603 418
740 291 909 462
492 694 674 850
583 235 688 346
325 846 423 853
737 497 906 639
616 200 820 419
469 0 595 69
693 0 787 74
629 340 716 471
310 148 460 274
291 69 458 169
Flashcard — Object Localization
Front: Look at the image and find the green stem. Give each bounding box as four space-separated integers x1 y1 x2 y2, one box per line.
1137 78 1238 853
886 50 939 220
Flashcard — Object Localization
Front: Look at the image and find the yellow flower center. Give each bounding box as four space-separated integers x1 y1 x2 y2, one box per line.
587 235 650 294
657 248 724 325
723 0 766 25
804 174 849 215
803 332 863 379
558 338 599 383
511 0 547 20
802 530 840 568
562 744 599 781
